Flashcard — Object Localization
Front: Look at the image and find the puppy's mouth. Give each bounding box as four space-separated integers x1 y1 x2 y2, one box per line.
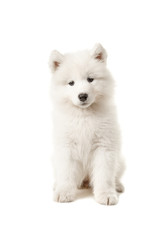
81 102 88 105
79 101 91 108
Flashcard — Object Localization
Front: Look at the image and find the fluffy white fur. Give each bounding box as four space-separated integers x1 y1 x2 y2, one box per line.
49 44 125 205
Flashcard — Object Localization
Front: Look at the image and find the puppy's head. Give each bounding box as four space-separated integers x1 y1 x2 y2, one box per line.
49 44 113 109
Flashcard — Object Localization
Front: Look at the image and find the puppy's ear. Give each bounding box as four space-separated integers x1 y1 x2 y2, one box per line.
49 50 64 72
91 43 107 63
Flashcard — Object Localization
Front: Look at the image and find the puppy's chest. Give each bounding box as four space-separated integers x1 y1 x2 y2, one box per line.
67 117 96 159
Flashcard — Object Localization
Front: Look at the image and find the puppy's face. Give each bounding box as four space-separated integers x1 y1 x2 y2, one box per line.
49 44 112 108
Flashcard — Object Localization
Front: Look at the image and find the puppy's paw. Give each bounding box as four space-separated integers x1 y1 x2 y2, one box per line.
116 182 125 193
54 188 76 203
95 192 118 205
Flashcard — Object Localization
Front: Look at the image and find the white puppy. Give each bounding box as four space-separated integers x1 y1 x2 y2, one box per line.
49 44 125 205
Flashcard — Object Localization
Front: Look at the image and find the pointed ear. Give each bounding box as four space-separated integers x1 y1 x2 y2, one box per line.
49 50 64 72
91 43 107 63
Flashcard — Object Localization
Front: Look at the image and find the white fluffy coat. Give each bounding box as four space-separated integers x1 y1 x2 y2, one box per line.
49 44 125 205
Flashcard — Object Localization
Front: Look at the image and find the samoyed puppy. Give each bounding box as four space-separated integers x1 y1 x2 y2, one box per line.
49 44 125 205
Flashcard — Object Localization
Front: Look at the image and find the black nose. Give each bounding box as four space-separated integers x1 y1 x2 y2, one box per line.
78 93 88 102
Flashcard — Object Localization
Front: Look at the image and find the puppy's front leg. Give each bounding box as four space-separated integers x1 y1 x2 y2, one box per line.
92 148 118 205
54 147 77 203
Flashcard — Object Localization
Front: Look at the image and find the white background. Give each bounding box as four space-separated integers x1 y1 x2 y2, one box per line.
0 0 160 239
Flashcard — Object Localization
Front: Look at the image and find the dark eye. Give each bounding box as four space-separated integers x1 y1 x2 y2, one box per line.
87 77 94 83
68 81 75 86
